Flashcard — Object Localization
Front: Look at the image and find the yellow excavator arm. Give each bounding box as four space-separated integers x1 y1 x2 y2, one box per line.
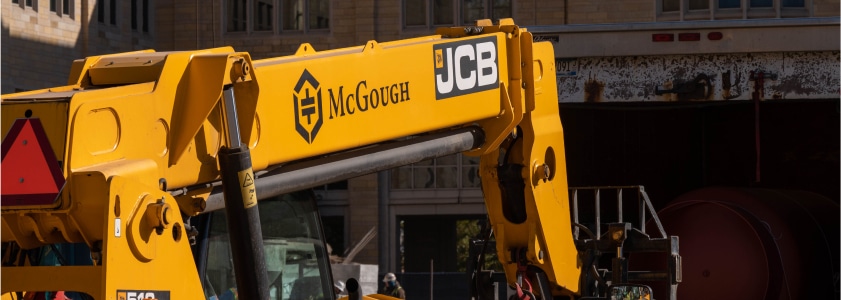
2 19 675 300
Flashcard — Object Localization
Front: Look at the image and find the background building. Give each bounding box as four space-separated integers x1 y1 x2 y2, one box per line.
3 0 839 299
2 0 155 93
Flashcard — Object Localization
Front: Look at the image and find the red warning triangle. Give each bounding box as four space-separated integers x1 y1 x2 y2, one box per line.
1 118 66 206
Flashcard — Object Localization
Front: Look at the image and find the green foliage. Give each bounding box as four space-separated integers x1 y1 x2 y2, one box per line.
455 219 503 272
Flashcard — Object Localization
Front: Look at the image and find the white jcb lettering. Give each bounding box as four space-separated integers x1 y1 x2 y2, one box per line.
128 292 155 300
475 41 497 87
454 44 476 90
435 41 498 96
436 48 454 94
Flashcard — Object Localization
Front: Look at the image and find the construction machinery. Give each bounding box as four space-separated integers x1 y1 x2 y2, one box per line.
1 19 680 300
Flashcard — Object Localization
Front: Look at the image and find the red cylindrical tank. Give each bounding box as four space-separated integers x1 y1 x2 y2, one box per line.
632 187 838 299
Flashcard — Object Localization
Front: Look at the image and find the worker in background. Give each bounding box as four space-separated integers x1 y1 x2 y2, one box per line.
381 273 406 299
640 289 651 300
218 287 237 300
334 280 346 299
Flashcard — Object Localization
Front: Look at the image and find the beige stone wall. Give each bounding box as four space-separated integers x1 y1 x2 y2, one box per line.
156 1 380 58
564 0 654 24
2 1 80 93
517 0 568 25
154 1 209 51
151 0 667 58
814 0 841 17
4 0 838 93
2 0 155 93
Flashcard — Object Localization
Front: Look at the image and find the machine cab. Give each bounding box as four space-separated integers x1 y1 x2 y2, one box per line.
193 191 336 300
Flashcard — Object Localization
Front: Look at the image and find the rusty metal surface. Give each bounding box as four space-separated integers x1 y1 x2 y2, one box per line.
555 51 840 102
649 188 840 299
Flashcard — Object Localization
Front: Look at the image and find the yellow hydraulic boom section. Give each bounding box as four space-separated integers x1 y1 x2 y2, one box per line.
2 19 580 298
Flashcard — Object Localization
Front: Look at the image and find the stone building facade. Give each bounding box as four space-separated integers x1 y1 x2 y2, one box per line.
7 0 836 93
2 0 155 93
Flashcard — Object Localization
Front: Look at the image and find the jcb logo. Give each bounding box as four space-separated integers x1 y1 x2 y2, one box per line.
293 69 324 144
433 36 499 100
117 290 170 300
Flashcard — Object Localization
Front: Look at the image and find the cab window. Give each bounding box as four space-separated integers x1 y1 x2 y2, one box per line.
202 192 334 300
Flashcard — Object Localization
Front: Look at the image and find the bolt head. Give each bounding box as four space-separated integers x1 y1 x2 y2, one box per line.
162 207 173 226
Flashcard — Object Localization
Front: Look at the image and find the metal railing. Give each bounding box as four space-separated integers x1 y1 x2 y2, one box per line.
569 185 667 240
569 185 681 300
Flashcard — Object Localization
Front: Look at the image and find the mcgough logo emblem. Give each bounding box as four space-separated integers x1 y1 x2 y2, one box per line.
293 69 324 144
433 36 499 100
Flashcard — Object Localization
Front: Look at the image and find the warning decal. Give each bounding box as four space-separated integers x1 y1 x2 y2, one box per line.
242 172 254 187
237 167 257 209
1 118 66 207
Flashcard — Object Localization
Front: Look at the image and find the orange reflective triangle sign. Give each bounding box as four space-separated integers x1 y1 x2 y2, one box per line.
1 118 65 206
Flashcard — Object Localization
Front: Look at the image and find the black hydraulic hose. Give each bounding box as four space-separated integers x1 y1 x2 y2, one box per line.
218 146 270 300
346 278 361 300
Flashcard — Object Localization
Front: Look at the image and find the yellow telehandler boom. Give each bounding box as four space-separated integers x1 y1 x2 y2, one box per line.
1 19 678 300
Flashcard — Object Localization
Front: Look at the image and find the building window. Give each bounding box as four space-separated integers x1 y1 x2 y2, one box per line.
130 0 151 32
312 180 349 191
281 0 330 31
280 0 298 30
97 0 104 22
403 0 510 29
109 0 116 25
750 0 773 7
308 0 329 29
228 0 247 32
435 0 455 25
658 0 809 20
50 0 72 16
142 0 149 32
96 0 117 26
15 0 37 9
782 0 805 6
687 0 708 10
718 0 739 8
312 181 348 205
462 0 510 25
391 154 480 190
131 0 137 29
254 0 273 31
227 0 330 33
404 0 427 26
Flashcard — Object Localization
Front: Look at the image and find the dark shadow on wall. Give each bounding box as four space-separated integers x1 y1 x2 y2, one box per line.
0 23 78 93
1 1 150 94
